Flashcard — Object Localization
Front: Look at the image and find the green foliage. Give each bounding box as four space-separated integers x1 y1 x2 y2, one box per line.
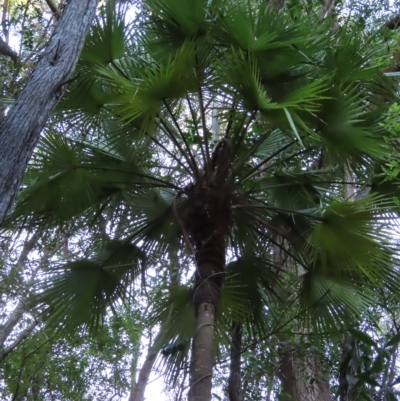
3 0 400 397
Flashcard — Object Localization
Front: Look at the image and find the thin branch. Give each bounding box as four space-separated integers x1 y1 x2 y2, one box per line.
0 319 39 361
317 0 337 20
2 0 9 42
75 164 182 191
246 215 308 270
0 36 18 63
173 195 193 251
44 0 61 20
233 201 323 221
224 98 239 139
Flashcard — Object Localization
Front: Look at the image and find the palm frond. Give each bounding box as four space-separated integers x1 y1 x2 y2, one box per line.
38 239 146 334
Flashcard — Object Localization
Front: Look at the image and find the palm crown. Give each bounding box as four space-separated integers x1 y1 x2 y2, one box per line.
6 0 400 399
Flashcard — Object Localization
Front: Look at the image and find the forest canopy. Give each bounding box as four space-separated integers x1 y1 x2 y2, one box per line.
2 1 400 401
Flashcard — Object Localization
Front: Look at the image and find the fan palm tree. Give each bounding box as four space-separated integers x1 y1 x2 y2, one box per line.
6 0 400 399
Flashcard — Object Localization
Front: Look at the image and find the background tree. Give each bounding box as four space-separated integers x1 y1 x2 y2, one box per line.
0 0 99 225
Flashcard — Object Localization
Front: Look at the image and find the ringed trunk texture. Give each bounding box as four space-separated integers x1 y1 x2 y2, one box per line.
188 233 225 401
0 0 98 226
228 323 243 401
189 301 217 401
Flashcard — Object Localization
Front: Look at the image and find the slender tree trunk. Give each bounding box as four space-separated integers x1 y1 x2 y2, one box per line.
127 341 141 401
0 0 98 226
273 241 331 401
129 336 159 401
130 251 180 401
188 233 225 401
228 323 243 401
338 334 353 401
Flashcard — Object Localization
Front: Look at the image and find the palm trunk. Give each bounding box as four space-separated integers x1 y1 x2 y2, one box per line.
228 323 242 401
188 233 225 401
189 301 217 401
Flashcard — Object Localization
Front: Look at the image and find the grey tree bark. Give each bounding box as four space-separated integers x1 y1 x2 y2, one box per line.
0 0 99 226
273 240 331 401
278 342 331 401
129 333 160 401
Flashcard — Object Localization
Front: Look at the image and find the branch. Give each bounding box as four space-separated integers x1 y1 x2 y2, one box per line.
0 319 39 362
44 0 61 20
317 0 337 20
384 14 400 30
2 0 9 43
0 36 18 64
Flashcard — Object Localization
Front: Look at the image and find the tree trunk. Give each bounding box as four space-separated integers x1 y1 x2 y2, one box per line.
188 233 225 401
129 337 159 401
189 301 217 401
278 343 331 401
273 240 331 401
0 0 98 226
228 323 243 401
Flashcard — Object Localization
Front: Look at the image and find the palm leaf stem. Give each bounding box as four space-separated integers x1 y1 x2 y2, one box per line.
215 286 340 368
232 110 258 158
198 86 211 172
129 212 175 246
186 95 207 168
238 139 298 185
159 117 198 178
247 218 307 270
249 145 318 181
224 98 239 139
73 165 181 190
148 133 192 176
234 202 323 220
228 232 240 259
230 130 275 182
163 100 202 182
